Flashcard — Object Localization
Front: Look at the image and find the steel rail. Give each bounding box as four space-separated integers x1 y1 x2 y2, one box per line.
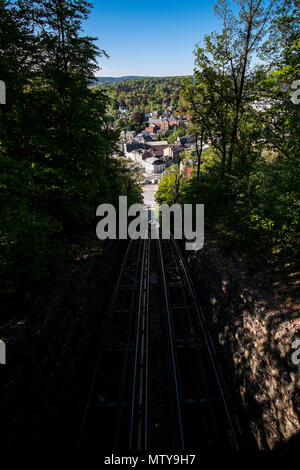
144 237 150 450
128 233 150 451
129 237 147 450
78 238 140 448
171 235 240 450
112 239 143 448
163 237 224 447
78 239 134 447
157 237 185 450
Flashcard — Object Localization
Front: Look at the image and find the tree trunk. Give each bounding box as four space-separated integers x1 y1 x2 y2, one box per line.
195 133 204 180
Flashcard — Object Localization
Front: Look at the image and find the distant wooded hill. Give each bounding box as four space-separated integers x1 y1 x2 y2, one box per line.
94 75 187 85
95 76 187 135
95 76 146 83
93 76 187 123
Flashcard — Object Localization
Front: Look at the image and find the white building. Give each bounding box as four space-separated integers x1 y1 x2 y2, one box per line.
143 157 165 174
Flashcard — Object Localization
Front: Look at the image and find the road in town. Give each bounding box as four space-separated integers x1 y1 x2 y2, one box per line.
141 184 158 206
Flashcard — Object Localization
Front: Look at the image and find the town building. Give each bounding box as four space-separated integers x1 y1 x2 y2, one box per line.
143 157 165 174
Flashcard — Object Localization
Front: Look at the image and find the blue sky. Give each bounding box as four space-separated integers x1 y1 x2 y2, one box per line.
84 0 222 77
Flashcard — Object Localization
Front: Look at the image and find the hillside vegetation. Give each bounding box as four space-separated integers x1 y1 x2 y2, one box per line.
157 0 299 271
96 77 185 133
0 0 141 298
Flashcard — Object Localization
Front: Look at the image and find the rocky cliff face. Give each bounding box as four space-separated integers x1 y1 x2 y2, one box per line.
185 244 300 449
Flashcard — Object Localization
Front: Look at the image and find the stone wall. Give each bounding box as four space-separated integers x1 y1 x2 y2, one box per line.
185 244 300 449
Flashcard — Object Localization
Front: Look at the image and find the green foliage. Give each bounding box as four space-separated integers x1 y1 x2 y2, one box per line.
0 0 141 295
232 157 300 248
167 126 186 144
0 199 62 293
95 76 184 131
156 166 184 206
159 0 299 256
180 152 300 251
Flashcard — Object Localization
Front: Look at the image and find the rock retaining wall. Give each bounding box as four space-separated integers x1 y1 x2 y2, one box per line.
185 244 300 449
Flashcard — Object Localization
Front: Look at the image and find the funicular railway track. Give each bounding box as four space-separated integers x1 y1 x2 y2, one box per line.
157 236 240 450
78 237 149 449
78 230 241 450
